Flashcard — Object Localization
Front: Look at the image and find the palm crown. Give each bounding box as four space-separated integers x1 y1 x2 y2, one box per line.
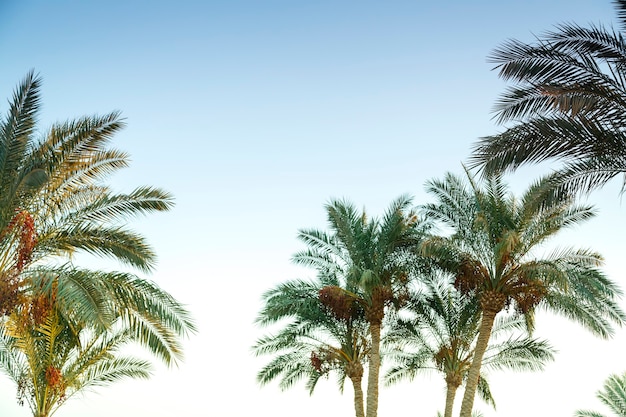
0 71 174 317
254 276 370 417
470 0 626 194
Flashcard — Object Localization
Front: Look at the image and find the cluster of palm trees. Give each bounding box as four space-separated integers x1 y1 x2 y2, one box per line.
0 72 195 417
254 171 623 417
255 1 626 416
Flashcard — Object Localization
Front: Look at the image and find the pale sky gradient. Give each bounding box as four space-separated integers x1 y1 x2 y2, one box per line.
0 1 624 416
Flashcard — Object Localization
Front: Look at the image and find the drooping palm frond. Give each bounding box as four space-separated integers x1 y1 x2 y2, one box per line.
23 266 195 367
256 279 332 326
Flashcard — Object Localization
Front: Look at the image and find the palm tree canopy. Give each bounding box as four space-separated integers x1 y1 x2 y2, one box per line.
420 168 625 336
291 195 429 321
469 0 626 194
0 72 174 271
0 71 175 318
253 277 369 394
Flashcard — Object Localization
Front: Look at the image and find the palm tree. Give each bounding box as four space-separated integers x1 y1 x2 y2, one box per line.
253 277 369 417
285 196 428 417
470 1 626 195
0 71 173 316
384 275 555 417
575 372 626 417
0 269 195 417
0 72 195 416
421 168 625 417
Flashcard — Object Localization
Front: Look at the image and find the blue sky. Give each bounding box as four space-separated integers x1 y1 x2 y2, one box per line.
0 1 623 416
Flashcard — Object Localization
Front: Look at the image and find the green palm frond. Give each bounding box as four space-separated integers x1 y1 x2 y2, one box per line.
556 155 626 195
38 226 157 272
0 71 42 192
575 372 626 417
482 337 554 372
0 329 28 382
76 356 152 389
383 348 434 386
295 229 347 264
256 279 325 326
476 376 495 410
575 412 608 417
35 115 129 189
257 349 317 390
28 267 116 329
54 186 174 225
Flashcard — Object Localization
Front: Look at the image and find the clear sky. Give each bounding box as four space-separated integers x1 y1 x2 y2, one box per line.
0 1 624 416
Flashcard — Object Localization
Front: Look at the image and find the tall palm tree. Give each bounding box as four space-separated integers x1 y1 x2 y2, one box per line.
421 168 625 417
0 269 195 417
470 1 626 195
253 277 369 417
384 275 555 417
575 372 626 417
286 196 428 417
0 71 173 316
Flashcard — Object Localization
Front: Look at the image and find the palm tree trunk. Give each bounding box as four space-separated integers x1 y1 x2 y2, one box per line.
444 381 459 417
366 322 381 417
458 309 498 417
350 374 365 417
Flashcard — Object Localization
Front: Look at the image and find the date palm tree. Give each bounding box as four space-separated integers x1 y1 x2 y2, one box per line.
254 277 369 417
384 275 555 417
0 72 194 416
575 372 626 417
470 1 626 195
278 196 428 417
0 268 195 417
421 168 625 417
0 71 173 316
